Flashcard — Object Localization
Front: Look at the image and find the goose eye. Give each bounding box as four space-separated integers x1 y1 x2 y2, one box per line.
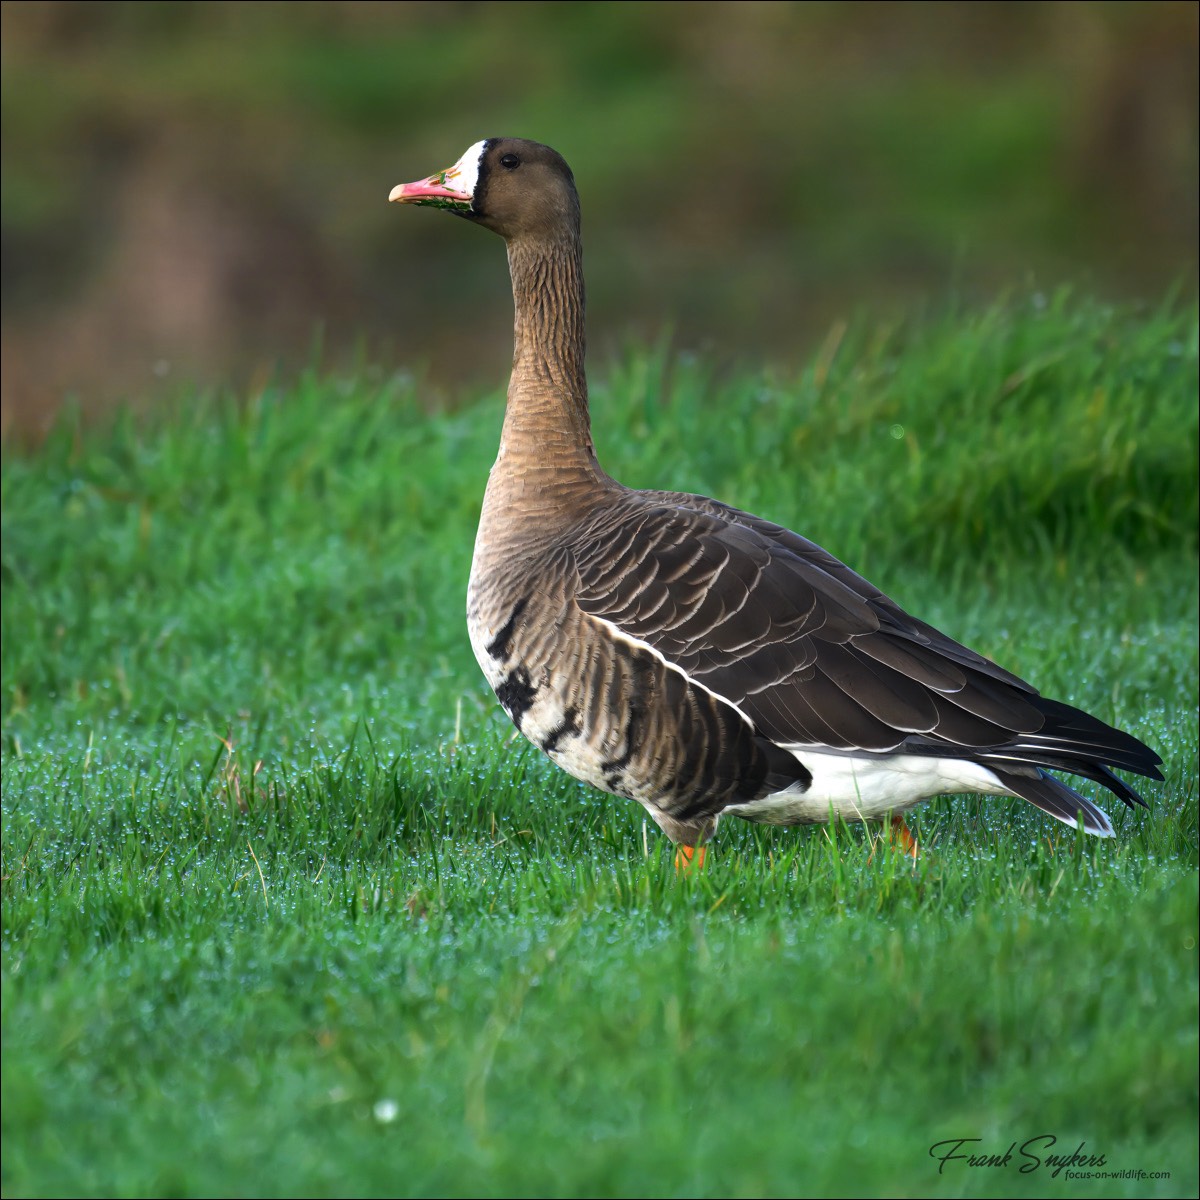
499 154 521 170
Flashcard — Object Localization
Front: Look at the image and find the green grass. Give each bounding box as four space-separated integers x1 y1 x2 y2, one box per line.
2 293 1198 1197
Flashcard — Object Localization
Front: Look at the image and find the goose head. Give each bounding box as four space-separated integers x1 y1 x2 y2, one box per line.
389 137 579 241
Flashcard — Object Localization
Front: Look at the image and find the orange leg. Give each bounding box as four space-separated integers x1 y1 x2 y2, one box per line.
674 844 708 873
888 814 920 859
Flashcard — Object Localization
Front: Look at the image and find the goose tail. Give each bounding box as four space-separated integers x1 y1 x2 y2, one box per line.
989 766 1117 837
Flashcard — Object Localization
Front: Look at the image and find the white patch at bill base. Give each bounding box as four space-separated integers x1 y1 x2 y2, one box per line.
445 140 488 207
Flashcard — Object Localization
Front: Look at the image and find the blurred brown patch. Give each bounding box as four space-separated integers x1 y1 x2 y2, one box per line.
2 130 355 437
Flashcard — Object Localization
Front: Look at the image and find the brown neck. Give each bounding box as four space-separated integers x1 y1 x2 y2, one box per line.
499 231 596 474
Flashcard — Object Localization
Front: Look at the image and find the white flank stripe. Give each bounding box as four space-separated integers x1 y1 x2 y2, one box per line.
582 611 757 730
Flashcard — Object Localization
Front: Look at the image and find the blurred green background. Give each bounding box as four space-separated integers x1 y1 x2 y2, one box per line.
1 0 1196 435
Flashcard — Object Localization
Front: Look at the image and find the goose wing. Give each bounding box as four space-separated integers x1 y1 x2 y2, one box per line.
568 491 1160 794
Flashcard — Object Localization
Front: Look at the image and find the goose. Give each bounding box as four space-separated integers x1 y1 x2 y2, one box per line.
389 137 1162 866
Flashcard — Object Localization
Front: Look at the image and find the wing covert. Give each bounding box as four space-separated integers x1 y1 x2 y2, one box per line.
569 491 1047 754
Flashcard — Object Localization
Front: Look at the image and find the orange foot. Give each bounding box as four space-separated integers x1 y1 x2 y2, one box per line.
889 813 920 859
674 844 708 874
